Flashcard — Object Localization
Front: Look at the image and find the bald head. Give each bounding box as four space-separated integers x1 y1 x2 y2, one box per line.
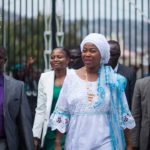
108 40 121 69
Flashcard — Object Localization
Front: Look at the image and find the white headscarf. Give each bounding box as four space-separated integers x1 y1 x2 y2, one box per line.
80 33 110 64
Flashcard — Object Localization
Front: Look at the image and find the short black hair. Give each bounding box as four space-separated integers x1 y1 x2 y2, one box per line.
52 47 70 58
108 40 121 56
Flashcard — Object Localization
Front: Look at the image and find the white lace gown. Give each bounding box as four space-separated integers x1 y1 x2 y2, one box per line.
49 69 134 150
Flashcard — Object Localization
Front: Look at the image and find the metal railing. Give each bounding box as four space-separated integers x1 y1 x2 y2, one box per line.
63 0 150 78
0 0 150 78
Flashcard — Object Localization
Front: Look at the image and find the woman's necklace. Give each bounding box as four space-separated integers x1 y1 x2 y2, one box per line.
85 71 97 102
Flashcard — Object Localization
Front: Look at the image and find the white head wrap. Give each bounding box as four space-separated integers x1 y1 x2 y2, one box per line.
80 33 110 64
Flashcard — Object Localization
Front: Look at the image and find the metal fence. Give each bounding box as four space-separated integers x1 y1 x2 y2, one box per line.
0 0 46 73
0 0 150 77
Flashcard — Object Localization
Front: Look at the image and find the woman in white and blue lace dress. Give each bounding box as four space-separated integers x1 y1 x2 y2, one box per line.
49 33 135 150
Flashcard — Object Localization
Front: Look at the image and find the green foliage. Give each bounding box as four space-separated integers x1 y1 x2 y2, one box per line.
5 14 45 72
2 13 86 73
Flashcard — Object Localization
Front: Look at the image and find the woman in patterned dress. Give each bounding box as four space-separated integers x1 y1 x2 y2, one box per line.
49 34 135 150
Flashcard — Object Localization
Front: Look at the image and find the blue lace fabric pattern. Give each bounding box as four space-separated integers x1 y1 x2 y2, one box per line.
104 65 135 150
49 66 135 150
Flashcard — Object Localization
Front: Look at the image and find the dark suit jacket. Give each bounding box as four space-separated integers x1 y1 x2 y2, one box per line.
3 75 34 150
131 77 150 150
117 64 136 110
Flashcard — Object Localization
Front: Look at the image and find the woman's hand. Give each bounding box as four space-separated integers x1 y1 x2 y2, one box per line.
126 145 133 150
55 130 63 150
124 129 133 150
132 147 139 150
55 142 62 150
33 137 40 150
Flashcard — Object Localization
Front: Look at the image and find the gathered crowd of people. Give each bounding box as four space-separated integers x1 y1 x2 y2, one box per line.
0 33 150 150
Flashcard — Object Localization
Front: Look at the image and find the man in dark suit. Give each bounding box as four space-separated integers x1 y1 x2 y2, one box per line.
131 76 150 150
0 47 34 150
108 40 136 110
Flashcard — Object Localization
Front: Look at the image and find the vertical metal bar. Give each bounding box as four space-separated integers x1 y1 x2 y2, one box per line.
68 0 71 47
41 0 45 70
86 0 89 34
148 0 150 73
37 0 40 69
116 0 119 41
19 0 22 66
25 0 28 65
141 0 144 76
52 0 56 49
98 0 101 33
74 0 77 45
42 0 45 69
104 0 107 36
129 1 131 66
110 0 112 39
122 0 125 64
14 0 16 66
80 0 83 41
1 0 4 46
63 0 66 46
31 0 34 56
134 0 137 73
93 0 95 32
7 0 10 72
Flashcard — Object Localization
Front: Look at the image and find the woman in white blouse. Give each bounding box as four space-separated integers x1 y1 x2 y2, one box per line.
50 33 135 150
33 47 70 150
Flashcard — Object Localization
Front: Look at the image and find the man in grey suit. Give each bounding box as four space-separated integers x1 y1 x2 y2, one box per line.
131 77 150 150
0 47 34 150
108 40 136 110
